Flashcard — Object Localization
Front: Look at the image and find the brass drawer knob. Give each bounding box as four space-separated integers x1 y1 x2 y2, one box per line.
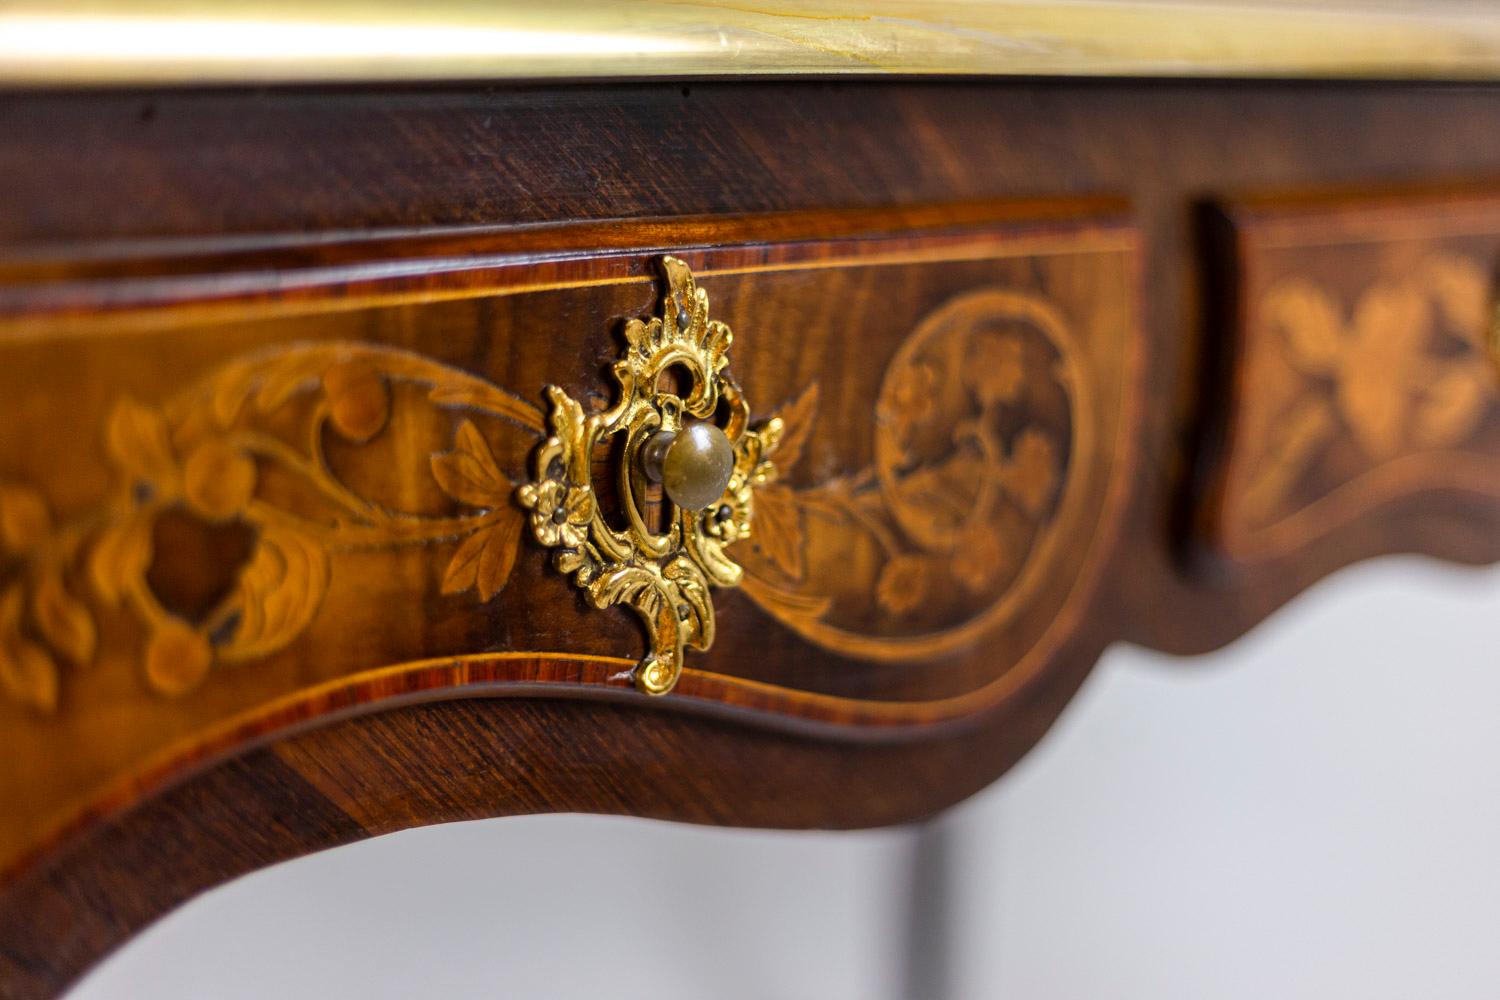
641 423 737 511
517 257 784 695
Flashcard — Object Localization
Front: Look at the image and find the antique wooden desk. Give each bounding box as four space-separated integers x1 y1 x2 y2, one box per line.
6 3 1500 995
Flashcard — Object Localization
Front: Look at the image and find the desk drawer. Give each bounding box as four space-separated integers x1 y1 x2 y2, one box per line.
1201 191 1500 565
0 203 1142 876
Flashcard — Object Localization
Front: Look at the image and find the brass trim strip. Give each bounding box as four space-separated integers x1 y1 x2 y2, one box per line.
5 1 1500 87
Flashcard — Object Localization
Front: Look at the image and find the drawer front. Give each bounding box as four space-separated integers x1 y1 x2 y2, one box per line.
0 204 1141 874
1201 192 1500 565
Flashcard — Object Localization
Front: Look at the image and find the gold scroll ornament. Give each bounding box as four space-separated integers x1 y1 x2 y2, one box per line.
517 257 784 695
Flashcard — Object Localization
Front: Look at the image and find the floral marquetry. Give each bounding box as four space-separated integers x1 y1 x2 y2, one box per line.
1203 194 1500 563
737 288 1080 664
0 344 550 712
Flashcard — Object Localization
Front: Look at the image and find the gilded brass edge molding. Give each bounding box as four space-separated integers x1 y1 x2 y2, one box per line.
6 1 1500 86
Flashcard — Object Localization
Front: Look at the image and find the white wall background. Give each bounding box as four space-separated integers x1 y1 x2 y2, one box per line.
70 555 1500 1000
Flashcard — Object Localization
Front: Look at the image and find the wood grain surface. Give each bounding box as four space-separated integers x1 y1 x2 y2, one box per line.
5 79 1500 997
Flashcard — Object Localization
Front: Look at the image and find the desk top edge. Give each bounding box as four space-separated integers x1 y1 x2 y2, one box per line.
6 0 1500 88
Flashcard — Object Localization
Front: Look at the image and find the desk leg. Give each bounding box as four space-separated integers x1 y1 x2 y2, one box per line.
901 816 959 1000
